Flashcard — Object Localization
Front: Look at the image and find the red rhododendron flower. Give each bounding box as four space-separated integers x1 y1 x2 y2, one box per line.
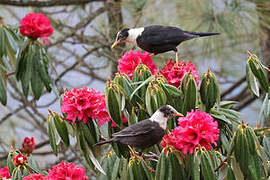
61 87 110 126
23 174 47 180
22 137 36 154
20 12 53 44
47 161 87 180
161 110 219 154
118 49 157 79
0 166 11 179
160 59 199 88
12 153 27 167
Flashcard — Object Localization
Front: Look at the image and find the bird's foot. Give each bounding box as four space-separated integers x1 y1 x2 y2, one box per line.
149 54 155 57
128 145 143 161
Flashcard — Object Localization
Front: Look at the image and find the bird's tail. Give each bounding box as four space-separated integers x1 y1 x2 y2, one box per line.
188 31 220 37
93 139 114 146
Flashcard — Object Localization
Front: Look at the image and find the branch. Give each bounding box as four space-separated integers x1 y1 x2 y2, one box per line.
0 0 104 7
221 76 246 98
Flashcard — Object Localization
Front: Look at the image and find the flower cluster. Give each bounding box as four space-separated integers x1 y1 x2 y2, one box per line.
161 110 219 154
61 87 110 126
22 137 36 154
12 153 27 167
23 174 46 180
20 12 53 44
47 161 88 180
160 59 199 88
0 166 11 179
118 49 157 79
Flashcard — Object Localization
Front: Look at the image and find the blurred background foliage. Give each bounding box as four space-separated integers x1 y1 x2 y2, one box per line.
0 0 270 177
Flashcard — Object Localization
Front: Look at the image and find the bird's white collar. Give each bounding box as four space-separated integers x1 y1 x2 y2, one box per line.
149 110 168 130
126 27 144 45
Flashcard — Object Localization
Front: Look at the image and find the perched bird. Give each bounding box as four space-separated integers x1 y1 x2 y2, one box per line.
94 105 183 154
111 25 220 61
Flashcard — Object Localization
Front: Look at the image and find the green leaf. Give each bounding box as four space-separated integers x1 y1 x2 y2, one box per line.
155 153 167 180
183 75 197 114
31 54 43 99
37 50 51 92
246 60 260 97
47 117 58 155
0 28 6 57
105 87 121 126
0 76 7 105
80 121 97 147
111 157 121 180
201 152 217 180
130 76 153 100
231 157 244 180
53 115 70 147
192 154 200 180
7 152 14 175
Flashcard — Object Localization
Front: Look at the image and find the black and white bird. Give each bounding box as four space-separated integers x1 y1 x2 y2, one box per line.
94 105 183 154
111 25 220 61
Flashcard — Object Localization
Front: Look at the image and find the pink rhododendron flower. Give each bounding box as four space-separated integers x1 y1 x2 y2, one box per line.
47 161 87 180
22 137 36 154
0 166 11 179
23 174 47 180
161 110 219 154
20 12 53 44
12 153 27 167
118 49 157 79
160 59 199 88
60 87 110 126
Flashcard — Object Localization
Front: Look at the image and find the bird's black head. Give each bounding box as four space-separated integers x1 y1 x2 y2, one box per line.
116 28 129 41
111 28 130 48
159 105 183 118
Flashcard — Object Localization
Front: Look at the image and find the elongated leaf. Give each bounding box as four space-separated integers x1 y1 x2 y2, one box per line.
130 76 153 100
47 117 58 155
53 115 70 147
201 152 216 180
246 61 260 97
111 157 120 180
81 122 97 147
0 28 6 57
7 152 14 175
31 53 43 99
0 76 7 105
106 88 121 126
37 50 51 92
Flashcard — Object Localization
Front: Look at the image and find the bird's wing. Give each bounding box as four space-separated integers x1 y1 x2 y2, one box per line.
141 25 196 46
112 120 156 137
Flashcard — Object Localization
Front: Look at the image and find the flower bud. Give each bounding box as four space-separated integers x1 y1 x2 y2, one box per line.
132 64 153 82
12 153 27 167
200 69 220 112
145 75 167 115
22 137 36 154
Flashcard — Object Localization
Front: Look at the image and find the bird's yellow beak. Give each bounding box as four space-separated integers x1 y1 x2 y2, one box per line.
111 40 120 49
175 113 184 117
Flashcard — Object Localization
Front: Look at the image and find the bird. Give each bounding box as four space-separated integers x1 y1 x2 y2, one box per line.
94 105 183 155
111 25 220 62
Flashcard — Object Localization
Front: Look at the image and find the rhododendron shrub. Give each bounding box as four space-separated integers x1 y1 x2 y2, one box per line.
60 87 110 126
0 166 10 179
22 137 36 154
161 110 219 154
47 161 88 180
20 12 53 44
160 59 199 87
118 49 157 79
